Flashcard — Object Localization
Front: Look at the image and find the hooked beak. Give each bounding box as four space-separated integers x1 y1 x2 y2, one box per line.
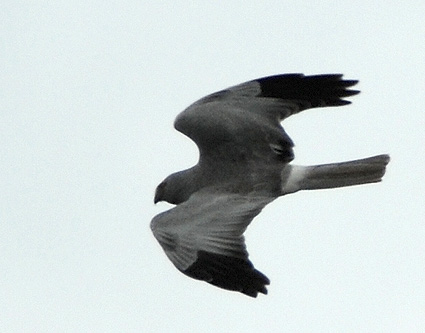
154 182 165 204
154 192 160 204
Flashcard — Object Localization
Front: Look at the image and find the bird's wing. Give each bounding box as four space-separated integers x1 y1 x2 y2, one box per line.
150 190 275 297
174 74 359 163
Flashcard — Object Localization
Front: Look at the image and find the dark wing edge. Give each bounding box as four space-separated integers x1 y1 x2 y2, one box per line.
183 250 270 297
186 73 359 120
256 74 359 112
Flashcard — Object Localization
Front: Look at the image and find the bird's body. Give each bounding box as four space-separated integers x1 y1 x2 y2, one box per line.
151 74 390 297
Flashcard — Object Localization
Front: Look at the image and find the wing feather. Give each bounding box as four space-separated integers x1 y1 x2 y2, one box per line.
174 74 359 164
150 191 273 296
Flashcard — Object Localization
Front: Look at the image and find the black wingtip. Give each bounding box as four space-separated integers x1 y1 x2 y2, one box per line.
183 251 270 297
256 73 360 110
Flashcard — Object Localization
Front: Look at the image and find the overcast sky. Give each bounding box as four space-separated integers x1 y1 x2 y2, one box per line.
1 1 425 332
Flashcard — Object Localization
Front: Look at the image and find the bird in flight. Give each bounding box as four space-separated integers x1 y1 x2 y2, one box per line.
151 74 390 297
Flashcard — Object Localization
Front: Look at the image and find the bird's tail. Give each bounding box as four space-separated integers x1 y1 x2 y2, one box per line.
281 154 390 194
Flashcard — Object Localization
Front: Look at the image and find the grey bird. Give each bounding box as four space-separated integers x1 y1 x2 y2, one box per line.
151 74 390 297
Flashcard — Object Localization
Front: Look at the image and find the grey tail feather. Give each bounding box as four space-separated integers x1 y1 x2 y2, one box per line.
298 154 390 191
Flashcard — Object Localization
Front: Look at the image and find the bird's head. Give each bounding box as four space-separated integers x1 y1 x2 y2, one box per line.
154 171 193 205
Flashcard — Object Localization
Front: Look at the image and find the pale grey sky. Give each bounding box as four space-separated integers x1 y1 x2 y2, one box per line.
1 1 425 332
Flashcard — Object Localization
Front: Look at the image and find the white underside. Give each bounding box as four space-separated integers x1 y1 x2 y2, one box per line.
281 165 308 194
